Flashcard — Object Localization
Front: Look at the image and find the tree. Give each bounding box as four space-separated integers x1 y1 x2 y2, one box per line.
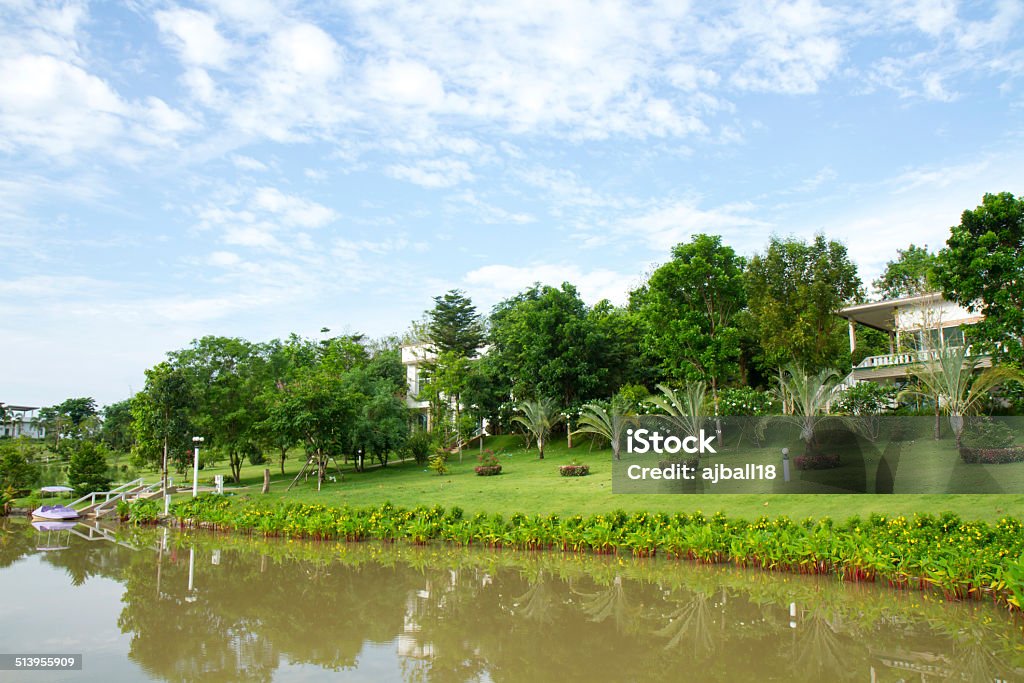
511 398 563 459
490 283 624 406
644 382 708 447
872 244 938 299
0 441 39 490
131 362 195 492
170 337 265 484
631 234 746 433
935 192 1024 363
572 403 636 460
68 441 112 497
351 384 409 468
266 363 357 489
99 400 134 453
56 397 98 427
427 289 486 358
899 345 1022 447
746 234 861 373
773 365 843 455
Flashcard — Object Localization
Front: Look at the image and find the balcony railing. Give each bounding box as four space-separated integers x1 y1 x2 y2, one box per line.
855 345 985 369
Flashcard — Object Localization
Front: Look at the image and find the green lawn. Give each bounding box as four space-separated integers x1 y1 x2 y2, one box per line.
147 434 1024 523
13 434 1023 522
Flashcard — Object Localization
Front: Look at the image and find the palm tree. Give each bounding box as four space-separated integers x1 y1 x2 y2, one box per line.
774 365 844 455
572 403 637 460
511 397 563 459
644 381 708 441
900 345 1022 448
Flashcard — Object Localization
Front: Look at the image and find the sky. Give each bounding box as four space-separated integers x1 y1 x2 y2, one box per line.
2 0 1023 408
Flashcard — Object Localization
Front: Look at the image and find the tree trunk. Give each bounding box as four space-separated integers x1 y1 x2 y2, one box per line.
262 468 270 494
712 378 723 448
161 435 169 494
538 435 544 459
280 447 287 476
934 401 941 440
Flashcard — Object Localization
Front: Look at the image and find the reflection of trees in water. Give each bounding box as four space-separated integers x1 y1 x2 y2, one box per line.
512 569 556 624
653 588 716 657
2 520 1023 683
575 575 642 635
790 606 865 682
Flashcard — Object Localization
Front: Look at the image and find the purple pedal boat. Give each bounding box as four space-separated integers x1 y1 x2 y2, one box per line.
32 504 80 521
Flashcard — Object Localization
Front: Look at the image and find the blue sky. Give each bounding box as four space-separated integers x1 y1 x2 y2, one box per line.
2 0 1023 408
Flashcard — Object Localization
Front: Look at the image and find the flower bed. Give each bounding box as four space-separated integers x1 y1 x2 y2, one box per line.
475 450 502 476
959 446 1024 464
793 452 841 470
558 464 589 477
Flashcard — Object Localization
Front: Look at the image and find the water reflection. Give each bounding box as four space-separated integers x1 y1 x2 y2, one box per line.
1 518 1022 682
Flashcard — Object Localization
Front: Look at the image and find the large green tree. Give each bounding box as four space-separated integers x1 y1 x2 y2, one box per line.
131 362 195 492
935 192 1024 363
170 336 266 484
427 289 486 358
489 283 624 406
99 400 134 453
631 234 746 424
746 234 861 373
872 244 938 299
68 441 112 497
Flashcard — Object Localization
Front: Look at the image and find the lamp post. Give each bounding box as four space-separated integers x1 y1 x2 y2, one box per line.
192 436 204 498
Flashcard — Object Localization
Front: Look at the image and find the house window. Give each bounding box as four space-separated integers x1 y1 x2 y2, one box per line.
942 325 964 347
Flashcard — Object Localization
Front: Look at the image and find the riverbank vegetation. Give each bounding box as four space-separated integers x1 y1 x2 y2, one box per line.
142 495 1024 613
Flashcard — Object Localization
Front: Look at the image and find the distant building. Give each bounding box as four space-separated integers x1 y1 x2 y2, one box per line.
0 404 46 439
401 342 489 436
837 292 988 385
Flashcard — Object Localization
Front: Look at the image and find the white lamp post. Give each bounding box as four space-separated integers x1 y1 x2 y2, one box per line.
192 436 204 498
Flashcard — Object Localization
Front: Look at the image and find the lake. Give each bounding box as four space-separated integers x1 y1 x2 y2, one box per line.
1 517 1021 681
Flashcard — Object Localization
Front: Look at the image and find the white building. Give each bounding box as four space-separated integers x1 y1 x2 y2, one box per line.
401 342 489 436
401 343 434 429
0 404 46 439
837 292 988 385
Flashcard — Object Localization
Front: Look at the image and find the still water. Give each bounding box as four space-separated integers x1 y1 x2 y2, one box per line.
1 518 1022 682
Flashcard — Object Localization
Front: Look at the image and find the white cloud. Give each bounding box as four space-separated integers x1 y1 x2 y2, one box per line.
0 54 127 156
252 187 337 228
464 263 637 307
386 158 475 188
448 191 534 224
155 8 237 69
231 154 268 171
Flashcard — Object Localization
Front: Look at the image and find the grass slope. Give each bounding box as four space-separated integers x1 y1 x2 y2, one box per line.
167 435 1024 523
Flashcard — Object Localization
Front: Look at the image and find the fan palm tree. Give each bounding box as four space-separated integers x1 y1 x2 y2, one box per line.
774 365 845 455
511 397 563 459
899 345 1022 448
572 403 637 460
644 381 707 442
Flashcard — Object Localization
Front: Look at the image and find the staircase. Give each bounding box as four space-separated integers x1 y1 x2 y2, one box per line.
69 479 165 519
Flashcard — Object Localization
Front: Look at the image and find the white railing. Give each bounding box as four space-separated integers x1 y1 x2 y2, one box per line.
69 478 145 510
855 344 984 369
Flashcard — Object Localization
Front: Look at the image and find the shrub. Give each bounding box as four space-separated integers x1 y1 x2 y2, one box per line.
68 441 112 497
406 430 435 465
428 451 449 476
558 464 589 477
959 447 1024 464
717 387 776 416
833 382 899 416
0 443 40 490
793 452 841 470
961 417 1016 450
